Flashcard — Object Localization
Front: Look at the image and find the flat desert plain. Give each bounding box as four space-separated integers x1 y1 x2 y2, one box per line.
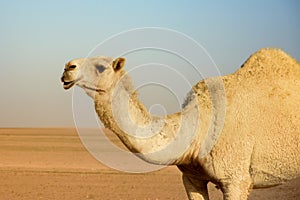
0 128 299 200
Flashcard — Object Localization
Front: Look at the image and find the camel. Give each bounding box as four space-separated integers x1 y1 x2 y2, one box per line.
61 48 300 200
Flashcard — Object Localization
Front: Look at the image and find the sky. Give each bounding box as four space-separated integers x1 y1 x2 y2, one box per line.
0 0 299 127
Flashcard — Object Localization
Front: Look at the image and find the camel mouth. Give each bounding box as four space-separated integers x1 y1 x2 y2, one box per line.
63 81 76 89
62 77 83 90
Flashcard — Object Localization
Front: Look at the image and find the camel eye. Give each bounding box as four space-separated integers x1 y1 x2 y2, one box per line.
96 64 105 73
69 65 77 69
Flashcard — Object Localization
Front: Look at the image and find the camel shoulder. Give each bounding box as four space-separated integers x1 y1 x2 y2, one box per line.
183 77 227 109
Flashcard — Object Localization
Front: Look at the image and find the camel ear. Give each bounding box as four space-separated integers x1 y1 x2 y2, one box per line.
112 57 126 72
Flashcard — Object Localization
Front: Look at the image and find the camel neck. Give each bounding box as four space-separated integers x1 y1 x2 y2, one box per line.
95 80 152 132
93 78 200 165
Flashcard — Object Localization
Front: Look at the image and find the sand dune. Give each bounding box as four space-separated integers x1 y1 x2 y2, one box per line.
0 128 299 199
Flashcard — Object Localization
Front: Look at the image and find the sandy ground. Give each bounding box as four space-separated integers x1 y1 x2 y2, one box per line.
0 128 299 200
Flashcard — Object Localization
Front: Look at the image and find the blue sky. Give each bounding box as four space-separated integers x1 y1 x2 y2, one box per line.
0 0 299 127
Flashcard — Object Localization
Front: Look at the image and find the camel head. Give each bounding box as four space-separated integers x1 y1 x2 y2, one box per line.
61 56 126 97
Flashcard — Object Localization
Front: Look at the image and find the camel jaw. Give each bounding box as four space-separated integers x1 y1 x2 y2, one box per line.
63 80 76 90
62 77 82 90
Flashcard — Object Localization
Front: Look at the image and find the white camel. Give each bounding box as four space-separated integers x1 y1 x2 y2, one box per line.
61 48 300 200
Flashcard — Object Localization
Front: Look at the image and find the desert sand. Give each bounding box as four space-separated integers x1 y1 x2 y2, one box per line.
0 128 299 200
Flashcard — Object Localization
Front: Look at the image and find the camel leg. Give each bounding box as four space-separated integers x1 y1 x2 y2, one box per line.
182 175 209 200
220 178 252 200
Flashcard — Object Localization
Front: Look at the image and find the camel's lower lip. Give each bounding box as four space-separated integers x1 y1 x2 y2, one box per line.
63 81 75 89
62 77 82 90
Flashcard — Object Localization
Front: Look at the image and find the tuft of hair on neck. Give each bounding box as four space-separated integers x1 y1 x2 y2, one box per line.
118 69 136 94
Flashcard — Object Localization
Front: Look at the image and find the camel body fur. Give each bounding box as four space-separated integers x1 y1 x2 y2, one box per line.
61 48 300 199
178 48 300 199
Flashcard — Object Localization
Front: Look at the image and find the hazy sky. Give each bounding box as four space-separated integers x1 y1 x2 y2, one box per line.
0 0 299 127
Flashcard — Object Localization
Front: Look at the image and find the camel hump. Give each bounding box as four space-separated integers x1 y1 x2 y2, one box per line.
236 48 300 79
